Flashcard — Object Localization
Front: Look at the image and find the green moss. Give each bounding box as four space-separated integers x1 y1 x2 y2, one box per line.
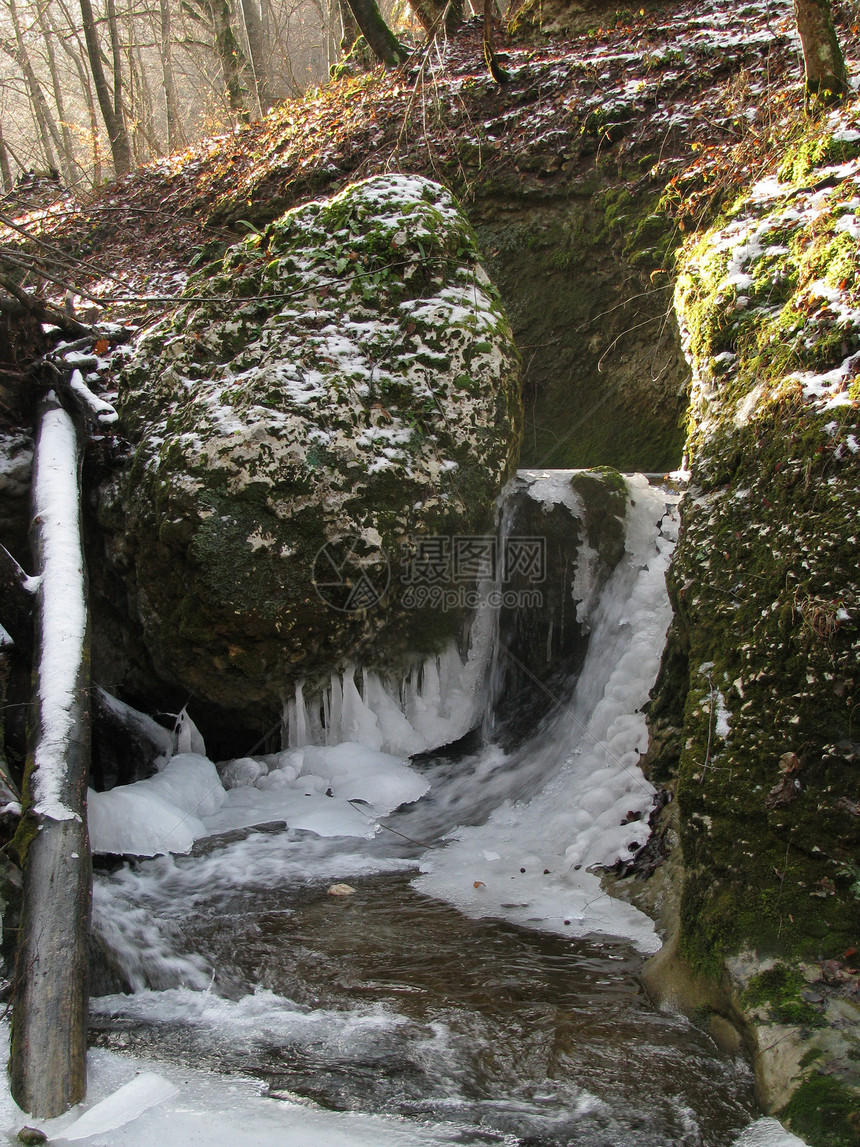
742 964 826 1028
780 1075 860 1147
669 114 860 973
10 810 39 868
778 131 860 186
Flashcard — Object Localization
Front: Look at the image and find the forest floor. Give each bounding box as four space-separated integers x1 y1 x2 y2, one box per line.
4 0 860 335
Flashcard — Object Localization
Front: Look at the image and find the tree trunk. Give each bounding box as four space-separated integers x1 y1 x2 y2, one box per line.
344 0 409 66
79 0 132 175
6 0 62 174
204 0 252 118
0 123 13 192
9 395 91 1119
35 0 80 184
106 0 129 150
409 0 462 35
239 0 275 111
794 0 848 104
339 0 360 51
483 0 509 83
128 44 159 162
51 0 104 184
158 0 187 152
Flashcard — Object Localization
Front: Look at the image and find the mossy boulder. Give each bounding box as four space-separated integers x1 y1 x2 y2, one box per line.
646 110 860 1137
508 0 669 41
100 175 521 741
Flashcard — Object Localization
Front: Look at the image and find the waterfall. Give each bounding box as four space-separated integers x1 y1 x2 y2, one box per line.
91 469 679 950
411 473 679 950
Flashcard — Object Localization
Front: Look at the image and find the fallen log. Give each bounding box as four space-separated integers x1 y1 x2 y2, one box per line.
0 542 36 658
92 686 173 789
9 392 91 1117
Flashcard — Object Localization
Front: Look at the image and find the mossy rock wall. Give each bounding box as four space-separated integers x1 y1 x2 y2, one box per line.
492 467 628 741
471 187 688 473
508 0 670 41
647 111 860 1140
97 175 522 745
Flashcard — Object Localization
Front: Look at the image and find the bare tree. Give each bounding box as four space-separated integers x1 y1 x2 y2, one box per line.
79 0 132 173
0 0 370 185
409 0 460 35
239 0 275 110
34 0 81 181
51 0 105 181
4 0 63 172
343 0 408 65
0 120 13 190
794 0 847 105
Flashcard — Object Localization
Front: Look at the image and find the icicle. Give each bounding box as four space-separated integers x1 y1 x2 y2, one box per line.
291 681 308 748
173 707 206 757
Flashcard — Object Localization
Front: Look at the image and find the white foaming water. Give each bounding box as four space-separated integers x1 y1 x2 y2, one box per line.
93 831 416 991
91 986 410 1056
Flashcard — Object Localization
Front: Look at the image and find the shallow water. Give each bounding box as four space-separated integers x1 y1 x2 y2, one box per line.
91 859 758 1146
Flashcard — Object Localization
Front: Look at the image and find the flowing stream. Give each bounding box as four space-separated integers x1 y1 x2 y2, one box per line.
88 473 764 1146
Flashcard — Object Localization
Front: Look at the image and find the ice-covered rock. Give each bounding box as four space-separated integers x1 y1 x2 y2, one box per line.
88 754 226 855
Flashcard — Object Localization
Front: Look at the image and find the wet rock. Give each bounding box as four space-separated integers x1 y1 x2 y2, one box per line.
17 1128 47 1145
489 467 628 742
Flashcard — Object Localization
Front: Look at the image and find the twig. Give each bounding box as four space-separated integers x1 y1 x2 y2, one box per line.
0 273 93 337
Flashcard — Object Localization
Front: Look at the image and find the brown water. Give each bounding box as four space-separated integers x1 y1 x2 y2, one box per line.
91 863 758 1147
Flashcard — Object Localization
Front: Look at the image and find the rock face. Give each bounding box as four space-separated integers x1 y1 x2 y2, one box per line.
490 467 628 743
508 0 669 40
644 114 860 1138
471 196 689 474
98 175 521 743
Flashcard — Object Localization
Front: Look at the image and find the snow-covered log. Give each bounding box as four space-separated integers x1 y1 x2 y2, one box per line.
66 369 118 427
10 393 91 1117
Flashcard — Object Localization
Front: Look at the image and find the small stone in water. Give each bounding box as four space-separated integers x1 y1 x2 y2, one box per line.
327 883 356 897
520 867 526 873
18 1129 47 1145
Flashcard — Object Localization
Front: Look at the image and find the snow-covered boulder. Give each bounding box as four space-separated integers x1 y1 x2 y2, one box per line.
99 175 521 736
